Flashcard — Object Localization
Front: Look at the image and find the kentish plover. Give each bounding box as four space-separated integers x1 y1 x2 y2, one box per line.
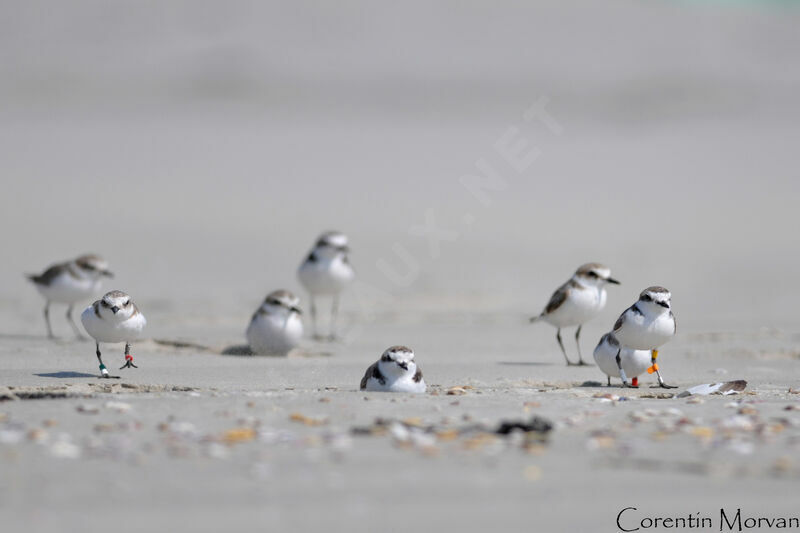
360 345 426 393
530 263 620 365
297 231 355 340
610 286 676 388
246 290 303 355
593 332 652 387
81 291 146 378
27 254 113 339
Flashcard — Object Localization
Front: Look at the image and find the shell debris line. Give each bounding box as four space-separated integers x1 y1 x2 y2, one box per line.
350 415 554 456
581 395 800 479
0 376 796 480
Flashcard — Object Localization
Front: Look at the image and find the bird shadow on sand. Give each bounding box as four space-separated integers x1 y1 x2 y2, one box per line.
497 361 555 367
221 344 256 356
35 371 97 379
0 332 56 341
0 333 88 344
221 345 333 358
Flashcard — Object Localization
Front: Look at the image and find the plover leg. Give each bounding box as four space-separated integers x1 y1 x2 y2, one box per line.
328 296 340 341
66 305 86 340
96 342 110 377
44 302 54 339
119 343 138 369
556 329 576 366
649 350 676 389
309 296 323 340
617 349 635 387
657 375 676 389
574 325 591 365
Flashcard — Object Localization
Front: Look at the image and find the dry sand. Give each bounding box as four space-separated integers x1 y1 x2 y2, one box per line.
1 0 799 531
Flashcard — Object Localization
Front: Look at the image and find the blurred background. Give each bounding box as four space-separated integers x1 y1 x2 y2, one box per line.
1 0 799 340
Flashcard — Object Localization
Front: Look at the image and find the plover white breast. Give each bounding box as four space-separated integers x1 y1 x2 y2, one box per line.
297 231 355 341
81 290 146 378
246 290 303 355
530 263 620 365
360 345 426 393
610 286 677 388
27 254 113 339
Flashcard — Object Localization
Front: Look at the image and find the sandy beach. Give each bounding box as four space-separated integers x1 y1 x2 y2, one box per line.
1 1 799 531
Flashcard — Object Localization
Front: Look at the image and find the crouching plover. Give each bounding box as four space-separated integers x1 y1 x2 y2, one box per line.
593 332 652 387
246 290 303 355
27 254 113 339
297 231 355 341
530 263 620 365
610 286 677 388
360 346 426 393
81 291 146 378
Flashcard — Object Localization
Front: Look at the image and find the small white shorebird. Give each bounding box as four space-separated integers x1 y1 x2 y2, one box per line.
27 254 113 339
246 290 303 355
530 263 620 365
297 231 355 340
610 286 677 388
360 345 426 393
593 332 652 387
81 290 146 378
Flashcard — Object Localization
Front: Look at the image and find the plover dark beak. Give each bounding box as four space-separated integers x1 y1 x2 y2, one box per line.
291 306 302 315
102 270 114 278
657 301 670 309
607 277 620 285
397 362 408 370
111 306 120 314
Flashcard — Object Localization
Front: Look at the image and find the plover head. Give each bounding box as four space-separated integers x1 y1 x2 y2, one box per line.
574 263 619 287
75 254 113 278
97 290 135 319
312 231 350 258
262 289 302 315
638 286 672 311
379 345 416 374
